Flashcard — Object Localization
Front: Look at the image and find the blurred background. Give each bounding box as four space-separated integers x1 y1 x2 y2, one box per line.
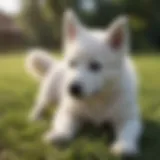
0 1 160 160
1 0 160 53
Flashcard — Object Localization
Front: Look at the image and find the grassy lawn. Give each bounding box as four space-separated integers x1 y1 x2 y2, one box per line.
0 53 160 160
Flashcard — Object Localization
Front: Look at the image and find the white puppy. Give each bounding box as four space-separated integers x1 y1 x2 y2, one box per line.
26 10 143 156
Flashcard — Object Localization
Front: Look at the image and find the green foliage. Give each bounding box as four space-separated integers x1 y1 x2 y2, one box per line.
0 53 160 159
20 0 55 48
20 0 160 51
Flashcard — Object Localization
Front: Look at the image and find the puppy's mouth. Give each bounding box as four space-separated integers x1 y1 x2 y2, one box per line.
69 89 100 100
79 89 102 100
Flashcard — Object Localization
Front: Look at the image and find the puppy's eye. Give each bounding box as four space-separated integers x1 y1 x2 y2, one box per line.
69 60 77 68
89 61 102 72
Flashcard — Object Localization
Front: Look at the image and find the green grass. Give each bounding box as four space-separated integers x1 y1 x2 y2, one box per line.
0 54 160 160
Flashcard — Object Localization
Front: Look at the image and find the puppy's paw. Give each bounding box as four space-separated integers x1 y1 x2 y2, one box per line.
110 141 138 156
43 131 72 147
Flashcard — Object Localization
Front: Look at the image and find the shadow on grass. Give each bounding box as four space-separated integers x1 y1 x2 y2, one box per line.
78 122 115 145
138 120 160 160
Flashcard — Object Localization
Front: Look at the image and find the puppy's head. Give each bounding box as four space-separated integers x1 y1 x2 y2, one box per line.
62 10 129 99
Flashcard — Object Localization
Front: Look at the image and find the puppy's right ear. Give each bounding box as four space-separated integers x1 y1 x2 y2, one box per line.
63 9 82 42
106 16 129 52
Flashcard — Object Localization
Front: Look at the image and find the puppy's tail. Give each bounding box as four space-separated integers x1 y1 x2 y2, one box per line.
26 49 54 79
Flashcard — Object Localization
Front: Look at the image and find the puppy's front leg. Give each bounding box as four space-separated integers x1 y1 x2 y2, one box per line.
44 106 80 145
111 118 142 156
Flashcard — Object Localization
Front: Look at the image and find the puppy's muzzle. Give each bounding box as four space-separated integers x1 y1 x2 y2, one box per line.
69 82 83 98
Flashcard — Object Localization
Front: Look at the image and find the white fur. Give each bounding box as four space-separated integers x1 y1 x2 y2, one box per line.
27 10 143 156
26 49 56 79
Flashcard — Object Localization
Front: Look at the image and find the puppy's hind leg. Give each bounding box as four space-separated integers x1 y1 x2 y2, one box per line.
111 117 143 156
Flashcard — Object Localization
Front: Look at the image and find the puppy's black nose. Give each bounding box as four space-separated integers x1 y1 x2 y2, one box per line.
69 83 83 98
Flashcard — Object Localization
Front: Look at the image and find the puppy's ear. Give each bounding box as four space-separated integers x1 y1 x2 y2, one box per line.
107 16 129 51
63 9 82 42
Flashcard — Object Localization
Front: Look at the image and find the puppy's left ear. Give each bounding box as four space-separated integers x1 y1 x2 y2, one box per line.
107 16 129 51
63 9 83 42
